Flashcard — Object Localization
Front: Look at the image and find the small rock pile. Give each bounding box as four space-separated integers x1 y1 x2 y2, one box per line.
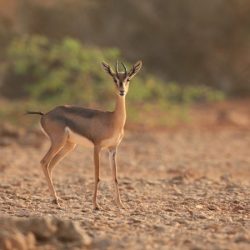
0 216 92 250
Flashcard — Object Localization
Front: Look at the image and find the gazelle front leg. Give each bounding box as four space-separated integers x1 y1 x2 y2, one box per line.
93 145 101 210
109 147 124 209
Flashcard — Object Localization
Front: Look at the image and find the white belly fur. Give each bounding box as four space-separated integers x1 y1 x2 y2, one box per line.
65 127 123 148
100 133 123 148
66 127 93 148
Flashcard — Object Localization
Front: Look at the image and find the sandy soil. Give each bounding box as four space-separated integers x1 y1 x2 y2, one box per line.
0 125 250 249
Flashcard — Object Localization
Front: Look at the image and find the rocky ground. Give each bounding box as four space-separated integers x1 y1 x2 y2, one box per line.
0 101 250 250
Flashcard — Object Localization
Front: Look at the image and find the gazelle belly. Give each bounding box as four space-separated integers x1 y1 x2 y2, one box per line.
100 132 124 148
66 127 93 147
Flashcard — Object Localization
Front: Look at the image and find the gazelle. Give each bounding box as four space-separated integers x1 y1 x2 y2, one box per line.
27 60 142 209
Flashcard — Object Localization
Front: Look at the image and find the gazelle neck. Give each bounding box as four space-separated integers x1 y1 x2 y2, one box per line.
113 94 126 128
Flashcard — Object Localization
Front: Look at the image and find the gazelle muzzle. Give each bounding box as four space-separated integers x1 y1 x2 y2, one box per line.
119 90 125 96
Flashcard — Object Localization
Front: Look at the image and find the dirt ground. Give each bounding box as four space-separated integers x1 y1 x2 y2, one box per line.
0 101 250 250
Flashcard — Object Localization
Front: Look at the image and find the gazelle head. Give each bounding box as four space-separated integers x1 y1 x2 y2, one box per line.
102 60 142 97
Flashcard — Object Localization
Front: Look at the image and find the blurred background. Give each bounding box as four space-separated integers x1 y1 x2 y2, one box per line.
1 2 250 248
0 0 249 128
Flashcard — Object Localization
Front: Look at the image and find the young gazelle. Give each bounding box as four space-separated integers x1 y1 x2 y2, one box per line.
27 61 142 209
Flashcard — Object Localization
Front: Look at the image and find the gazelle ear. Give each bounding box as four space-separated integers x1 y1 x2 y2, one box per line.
101 62 115 77
128 61 142 79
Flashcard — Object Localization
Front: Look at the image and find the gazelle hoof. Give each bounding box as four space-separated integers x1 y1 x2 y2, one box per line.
93 203 101 210
116 201 126 209
52 198 61 207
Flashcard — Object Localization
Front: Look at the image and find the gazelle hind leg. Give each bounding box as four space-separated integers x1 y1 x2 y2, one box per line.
48 141 76 176
46 141 76 205
40 133 68 204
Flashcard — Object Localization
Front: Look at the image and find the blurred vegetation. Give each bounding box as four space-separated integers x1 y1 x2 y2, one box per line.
0 35 224 127
4 35 119 104
0 0 249 95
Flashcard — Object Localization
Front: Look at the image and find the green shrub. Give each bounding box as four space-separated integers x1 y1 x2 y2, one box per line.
6 35 119 104
2 35 225 126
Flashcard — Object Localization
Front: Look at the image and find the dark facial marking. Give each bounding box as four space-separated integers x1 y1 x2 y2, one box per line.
119 81 123 88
